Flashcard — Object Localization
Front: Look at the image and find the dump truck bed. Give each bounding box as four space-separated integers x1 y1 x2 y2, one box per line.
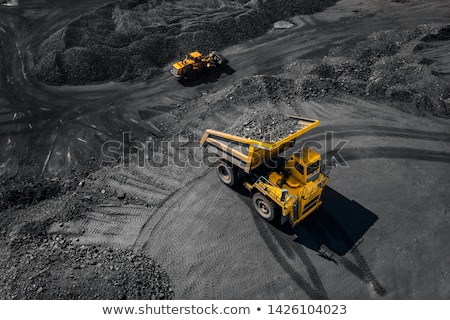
200 115 320 173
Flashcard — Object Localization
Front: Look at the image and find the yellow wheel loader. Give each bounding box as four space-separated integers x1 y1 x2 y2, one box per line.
171 51 228 80
200 116 332 227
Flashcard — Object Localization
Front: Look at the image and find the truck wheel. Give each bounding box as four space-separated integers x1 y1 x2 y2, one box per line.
252 192 276 222
216 161 236 187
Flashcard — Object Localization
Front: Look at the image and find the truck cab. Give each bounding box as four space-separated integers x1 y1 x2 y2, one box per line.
287 147 322 185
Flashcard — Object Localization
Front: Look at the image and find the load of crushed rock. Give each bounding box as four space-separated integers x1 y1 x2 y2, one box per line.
226 110 302 142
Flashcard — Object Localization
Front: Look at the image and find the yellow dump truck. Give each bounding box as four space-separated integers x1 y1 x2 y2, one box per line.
200 115 331 227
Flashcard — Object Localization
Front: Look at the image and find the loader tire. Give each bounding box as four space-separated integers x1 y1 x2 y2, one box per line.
216 161 236 187
207 65 217 74
252 192 276 222
207 62 217 74
186 70 198 81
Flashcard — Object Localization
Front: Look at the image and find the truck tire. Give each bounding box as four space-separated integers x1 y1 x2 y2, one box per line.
252 192 276 222
216 160 236 187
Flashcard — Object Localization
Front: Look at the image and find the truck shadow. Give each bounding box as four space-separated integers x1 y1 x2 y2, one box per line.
236 184 386 297
235 184 378 256
176 65 236 87
292 186 378 256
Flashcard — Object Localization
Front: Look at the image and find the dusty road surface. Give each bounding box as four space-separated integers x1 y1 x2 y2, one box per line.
1 0 449 299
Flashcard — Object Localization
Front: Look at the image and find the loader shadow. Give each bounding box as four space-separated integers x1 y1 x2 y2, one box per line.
177 65 236 87
292 186 379 256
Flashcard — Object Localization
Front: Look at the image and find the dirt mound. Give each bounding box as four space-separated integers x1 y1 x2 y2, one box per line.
284 23 450 118
226 110 300 141
33 0 337 85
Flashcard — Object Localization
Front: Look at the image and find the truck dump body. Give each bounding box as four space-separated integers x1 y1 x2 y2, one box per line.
200 116 320 173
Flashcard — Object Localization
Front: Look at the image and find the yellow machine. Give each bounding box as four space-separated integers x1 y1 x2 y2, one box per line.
200 116 332 227
171 51 228 80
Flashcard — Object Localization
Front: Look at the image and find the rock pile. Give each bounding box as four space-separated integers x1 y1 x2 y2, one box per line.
284 24 450 117
4 232 174 299
33 0 337 85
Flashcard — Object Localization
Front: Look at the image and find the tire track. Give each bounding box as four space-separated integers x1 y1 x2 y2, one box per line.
342 147 450 163
135 170 258 298
71 204 155 248
337 248 387 296
245 196 329 299
307 125 450 143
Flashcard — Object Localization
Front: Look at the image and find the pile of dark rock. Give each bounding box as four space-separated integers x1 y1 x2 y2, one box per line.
4 231 174 299
227 110 301 141
33 0 337 85
284 24 450 117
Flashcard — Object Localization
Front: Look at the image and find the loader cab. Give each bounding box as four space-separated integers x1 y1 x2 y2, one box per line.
286 147 321 185
185 51 202 65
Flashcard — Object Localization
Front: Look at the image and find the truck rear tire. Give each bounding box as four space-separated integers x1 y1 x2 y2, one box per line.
252 192 276 222
216 161 236 187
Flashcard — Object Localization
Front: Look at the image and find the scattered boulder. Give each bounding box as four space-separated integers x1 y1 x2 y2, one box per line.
116 190 126 199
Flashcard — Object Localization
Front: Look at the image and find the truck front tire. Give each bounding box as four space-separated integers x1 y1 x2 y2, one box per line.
252 192 276 222
216 161 236 187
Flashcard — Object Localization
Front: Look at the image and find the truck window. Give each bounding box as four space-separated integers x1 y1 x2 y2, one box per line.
307 160 320 175
295 162 304 175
